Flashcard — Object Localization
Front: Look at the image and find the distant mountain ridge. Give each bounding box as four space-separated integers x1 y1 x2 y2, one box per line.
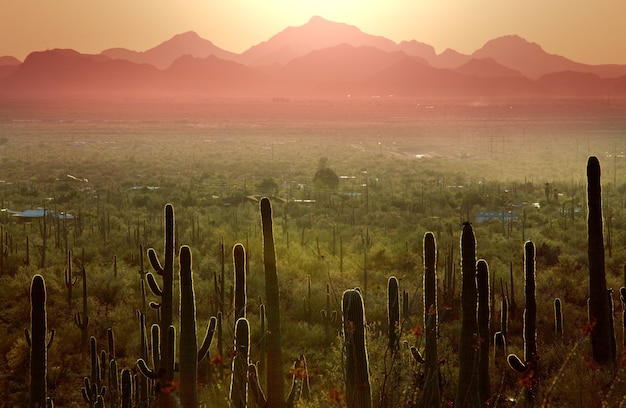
2 16 626 99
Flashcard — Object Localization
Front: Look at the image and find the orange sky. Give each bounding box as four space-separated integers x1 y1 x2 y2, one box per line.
2 1 626 64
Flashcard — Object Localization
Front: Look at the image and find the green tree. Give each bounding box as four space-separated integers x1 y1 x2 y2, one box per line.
313 164 339 189
257 177 279 196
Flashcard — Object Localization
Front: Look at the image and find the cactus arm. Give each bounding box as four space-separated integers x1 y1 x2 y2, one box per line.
247 363 268 408
507 354 527 373
136 358 160 380
147 248 164 275
198 316 217 362
410 346 426 364
146 272 163 297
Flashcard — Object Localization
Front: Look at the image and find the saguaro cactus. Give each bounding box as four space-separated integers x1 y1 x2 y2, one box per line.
554 298 563 340
82 336 106 407
64 250 77 309
26 275 52 408
230 317 250 408
421 232 440 407
587 156 613 365
342 288 372 408
387 276 400 354
507 241 538 405
144 203 175 406
74 265 89 354
477 259 491 406
233 243 247 321
178 245 217 408
455 222 479 407
179 245 199 408
259 197 285 406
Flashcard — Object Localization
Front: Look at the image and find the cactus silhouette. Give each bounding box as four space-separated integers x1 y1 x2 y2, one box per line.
477 259 491 406
554 298 563 340
26 274 53 408
455 222 480 407
420 232 440 407
587 156 613 365
233 243 247 322
507 241 538 405
342 288 372 408
143 203 175 407
82 336 107 407
64 250 77 309
257 197 285 406
230 317 250 408
74 264 89 355
178 245 217 408
387 276 400 354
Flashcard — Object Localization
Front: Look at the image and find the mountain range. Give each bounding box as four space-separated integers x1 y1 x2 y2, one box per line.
2 16 626 99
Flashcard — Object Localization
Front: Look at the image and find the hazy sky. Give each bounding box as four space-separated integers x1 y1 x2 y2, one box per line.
3 1 626 64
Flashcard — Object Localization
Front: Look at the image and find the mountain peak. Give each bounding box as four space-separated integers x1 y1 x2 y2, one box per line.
240 16 398 66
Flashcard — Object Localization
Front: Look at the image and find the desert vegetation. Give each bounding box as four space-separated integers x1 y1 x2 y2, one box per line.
2 97 626 407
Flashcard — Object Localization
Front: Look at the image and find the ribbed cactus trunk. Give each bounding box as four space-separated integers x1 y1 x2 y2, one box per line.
422 232 440 407
477 259 491 406
230 317 250 408
507 241 538 407
145 203 175 408
179 245 198 408
342 289 372 408
587 156 614 365
455 222 480 407
28 274 47 408
233 243 247 322
260 197 285 407
387 276 400 354
554 298 563 340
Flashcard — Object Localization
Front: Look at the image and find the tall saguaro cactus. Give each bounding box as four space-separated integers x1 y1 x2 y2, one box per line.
233 243 247 322
178 245 217 408
587 156 614 365
230 317 250 408
421 232 440 407
178 245 199 408
342 289 372 408
259 197 285 406
477 259 491 406
144 203 175 406
507 241 538 406
26 275 52 408
455 222 479 407
387 276 400 354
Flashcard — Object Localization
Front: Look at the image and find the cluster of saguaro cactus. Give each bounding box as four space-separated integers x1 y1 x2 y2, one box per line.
81 336 107 407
